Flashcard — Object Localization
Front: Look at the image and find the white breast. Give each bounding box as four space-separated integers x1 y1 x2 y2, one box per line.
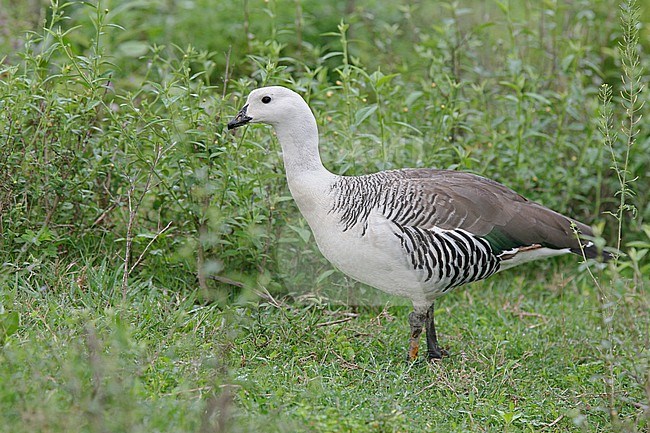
304 199 434 305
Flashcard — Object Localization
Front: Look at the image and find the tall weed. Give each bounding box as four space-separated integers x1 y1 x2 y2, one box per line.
0 0 647 300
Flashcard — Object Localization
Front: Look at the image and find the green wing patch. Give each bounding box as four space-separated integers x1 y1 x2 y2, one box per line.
481 228 523 255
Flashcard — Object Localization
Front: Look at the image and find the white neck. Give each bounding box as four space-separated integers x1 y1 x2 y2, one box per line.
272 112 332 181
271 110 336 220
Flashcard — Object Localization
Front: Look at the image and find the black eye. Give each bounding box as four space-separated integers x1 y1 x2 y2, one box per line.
261 96 272 104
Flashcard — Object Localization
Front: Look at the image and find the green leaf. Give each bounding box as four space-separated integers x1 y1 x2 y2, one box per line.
316 269 337 284
354 104 378 127
322 51 343 61
118 41 150 58
404 91 423 107
375 73 399 88
0 311 20 343
523 92 551 105
288 225 312 243
495 0 509 15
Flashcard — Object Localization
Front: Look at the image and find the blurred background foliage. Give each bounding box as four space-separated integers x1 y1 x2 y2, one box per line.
0 0 648 300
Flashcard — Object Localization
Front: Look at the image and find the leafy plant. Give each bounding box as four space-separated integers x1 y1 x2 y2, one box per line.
0 1 648 431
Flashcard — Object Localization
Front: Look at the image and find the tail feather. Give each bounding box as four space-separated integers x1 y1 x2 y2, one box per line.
570 243 613 262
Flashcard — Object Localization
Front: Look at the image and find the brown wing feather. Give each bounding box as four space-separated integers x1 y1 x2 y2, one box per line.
394 168 593 253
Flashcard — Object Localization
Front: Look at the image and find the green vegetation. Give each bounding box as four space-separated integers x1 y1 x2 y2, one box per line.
0 0 648 431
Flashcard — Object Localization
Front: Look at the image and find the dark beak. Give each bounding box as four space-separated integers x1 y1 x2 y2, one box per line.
227 104 252 130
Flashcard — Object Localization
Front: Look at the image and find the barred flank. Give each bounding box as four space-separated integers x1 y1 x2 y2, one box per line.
330 172 501 291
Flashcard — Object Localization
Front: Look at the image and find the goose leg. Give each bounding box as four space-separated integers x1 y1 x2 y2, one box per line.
407 310 426 361
425 302 447 360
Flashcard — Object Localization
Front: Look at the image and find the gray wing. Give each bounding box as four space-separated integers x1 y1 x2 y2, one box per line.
389 169 596 256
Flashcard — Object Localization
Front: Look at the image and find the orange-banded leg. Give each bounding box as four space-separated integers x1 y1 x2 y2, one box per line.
407 310 426 361
407 303 447 362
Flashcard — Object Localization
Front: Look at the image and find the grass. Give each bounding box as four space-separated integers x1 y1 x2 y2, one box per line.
1 0 649 432
2 263 647 432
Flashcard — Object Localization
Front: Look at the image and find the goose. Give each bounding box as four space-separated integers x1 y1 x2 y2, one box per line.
227 86 609 362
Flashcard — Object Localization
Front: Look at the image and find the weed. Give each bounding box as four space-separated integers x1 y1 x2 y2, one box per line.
0 1 648 432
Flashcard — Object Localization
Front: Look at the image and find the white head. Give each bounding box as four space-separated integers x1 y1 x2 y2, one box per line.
228 86 324 175
227 86 310 130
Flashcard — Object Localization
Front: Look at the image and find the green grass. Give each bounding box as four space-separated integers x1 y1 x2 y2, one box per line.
1 0 649 431
2 263 648 432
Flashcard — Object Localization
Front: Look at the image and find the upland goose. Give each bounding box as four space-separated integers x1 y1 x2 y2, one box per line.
228 86 609 361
